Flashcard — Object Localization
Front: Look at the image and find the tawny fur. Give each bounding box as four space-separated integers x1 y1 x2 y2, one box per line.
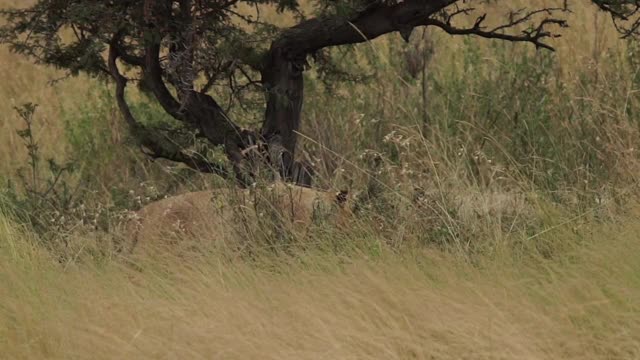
124 182 348 253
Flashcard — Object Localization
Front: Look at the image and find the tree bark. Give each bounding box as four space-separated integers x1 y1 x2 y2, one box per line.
141 0 264 184
108 33 228 175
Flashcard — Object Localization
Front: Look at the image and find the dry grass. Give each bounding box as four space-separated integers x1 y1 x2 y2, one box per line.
0 0 91 172
2 209 640 359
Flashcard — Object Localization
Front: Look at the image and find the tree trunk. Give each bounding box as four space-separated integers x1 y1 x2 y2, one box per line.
260 0 455 181
261 45 305 181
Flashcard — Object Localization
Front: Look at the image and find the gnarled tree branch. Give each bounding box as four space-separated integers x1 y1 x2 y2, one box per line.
426 6 570 51
108 31 228 175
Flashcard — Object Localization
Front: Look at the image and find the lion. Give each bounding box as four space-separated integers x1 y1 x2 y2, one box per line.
122 182 350 254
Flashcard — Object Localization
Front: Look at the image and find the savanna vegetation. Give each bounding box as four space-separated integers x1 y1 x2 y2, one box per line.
2 0 640 358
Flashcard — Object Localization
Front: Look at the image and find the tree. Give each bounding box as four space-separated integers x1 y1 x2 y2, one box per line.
1 0 639 186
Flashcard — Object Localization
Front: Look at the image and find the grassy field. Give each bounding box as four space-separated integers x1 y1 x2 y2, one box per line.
2 0 640 359
2 207 640 359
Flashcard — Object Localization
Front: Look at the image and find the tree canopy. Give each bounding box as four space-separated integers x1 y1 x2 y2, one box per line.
2 0 639 186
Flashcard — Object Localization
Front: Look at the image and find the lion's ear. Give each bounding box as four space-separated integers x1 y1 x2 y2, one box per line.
336 190 349 206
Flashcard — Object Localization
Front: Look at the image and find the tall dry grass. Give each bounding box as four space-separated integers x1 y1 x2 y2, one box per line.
2 207 640 359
